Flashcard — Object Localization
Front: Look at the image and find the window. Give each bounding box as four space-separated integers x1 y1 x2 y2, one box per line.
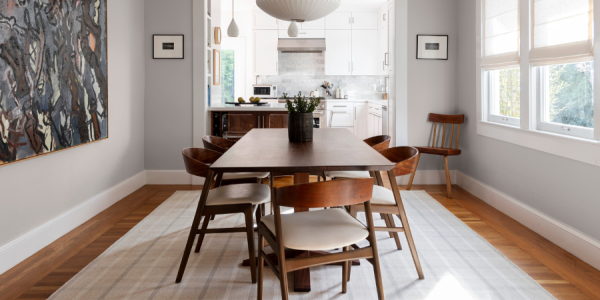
487 68 520 126
221 49 235 103
537 62 594 139
482 0 520 126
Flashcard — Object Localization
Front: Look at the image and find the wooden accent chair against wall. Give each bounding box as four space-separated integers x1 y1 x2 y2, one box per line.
348 146 424 280
176 148 270 284
407 113 464 198
257 178 385 300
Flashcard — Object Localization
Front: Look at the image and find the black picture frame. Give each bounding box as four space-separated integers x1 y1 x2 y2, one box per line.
416 34 448 60
153 34 185 59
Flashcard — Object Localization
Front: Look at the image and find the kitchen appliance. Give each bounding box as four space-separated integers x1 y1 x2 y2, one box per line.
252 84 278 98
312 99 328 128
278 39 326 53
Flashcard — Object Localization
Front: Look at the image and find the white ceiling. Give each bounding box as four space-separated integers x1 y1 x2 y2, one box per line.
222 0 389 12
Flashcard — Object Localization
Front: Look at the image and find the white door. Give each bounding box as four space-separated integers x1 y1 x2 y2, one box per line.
352 12 378 30
302 18 325 29
351 30 378 75
325 30 351 75
353 103 369 139
253 11 278 29
325 12 352 30
253 30 279 75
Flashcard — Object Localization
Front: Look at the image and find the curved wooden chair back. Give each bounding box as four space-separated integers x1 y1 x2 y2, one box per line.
379 146 419 177
202 136 236 154
182 148 222 178
364 135 391 152
275 178 374 209
428 113 465 149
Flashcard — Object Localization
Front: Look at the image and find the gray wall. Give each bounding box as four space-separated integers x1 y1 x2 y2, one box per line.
456 0 600 241
145 0 194 170
407 0 459 170
0 0 146 247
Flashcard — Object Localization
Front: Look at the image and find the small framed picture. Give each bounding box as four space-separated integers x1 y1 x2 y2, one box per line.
416 35 448 60
153 34 184 59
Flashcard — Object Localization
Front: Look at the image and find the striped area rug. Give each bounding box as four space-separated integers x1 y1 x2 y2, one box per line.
49 190 556 300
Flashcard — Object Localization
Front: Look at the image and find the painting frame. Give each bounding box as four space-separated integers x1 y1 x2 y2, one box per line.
153 34 185 59
0 0 109 167
416 34 449 60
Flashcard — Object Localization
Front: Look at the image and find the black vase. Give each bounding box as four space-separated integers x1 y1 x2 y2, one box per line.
288 113 314 142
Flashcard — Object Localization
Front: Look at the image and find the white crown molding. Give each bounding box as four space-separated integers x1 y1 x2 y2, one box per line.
0 171 146 275
457 171 600 271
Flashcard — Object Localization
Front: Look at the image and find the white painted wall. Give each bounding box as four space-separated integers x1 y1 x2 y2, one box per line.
456 0 600 241
0 0 145 270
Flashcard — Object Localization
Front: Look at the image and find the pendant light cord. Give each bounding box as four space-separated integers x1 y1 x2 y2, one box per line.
232 0 234 19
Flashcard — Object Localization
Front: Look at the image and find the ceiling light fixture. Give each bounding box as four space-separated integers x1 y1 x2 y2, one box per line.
227 0 239 37
257 0 341 37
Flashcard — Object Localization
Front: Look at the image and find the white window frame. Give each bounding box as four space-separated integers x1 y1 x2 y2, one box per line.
476 0 600 168
484 69 521 127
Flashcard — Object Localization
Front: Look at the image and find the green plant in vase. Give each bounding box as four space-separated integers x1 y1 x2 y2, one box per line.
283 92 321 113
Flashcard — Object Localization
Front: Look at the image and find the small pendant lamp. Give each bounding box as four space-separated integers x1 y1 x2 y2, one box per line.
227 0 239 37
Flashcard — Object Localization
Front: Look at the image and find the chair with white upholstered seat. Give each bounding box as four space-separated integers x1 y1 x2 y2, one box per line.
176 148 270 284
203 136 269 185
348 146 425 280
256 178 385 300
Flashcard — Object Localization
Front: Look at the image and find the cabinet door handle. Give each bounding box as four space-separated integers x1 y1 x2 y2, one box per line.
385 53 389 65
333 105 347 107
276 62 278 72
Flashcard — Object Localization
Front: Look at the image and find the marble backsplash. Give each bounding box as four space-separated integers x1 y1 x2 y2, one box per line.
257 52 387 99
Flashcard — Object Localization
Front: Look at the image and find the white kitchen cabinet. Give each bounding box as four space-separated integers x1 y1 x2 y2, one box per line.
368 103 383 137
279 29 325 39
253 11 278 29
326 12 352 30
302 18 325 29
352 12 378 30
352 30 379 76
379 23 389 75
278 20 291 29
378 3 395 75
353 103 369 140
253 30 279 75
328 101 354 127
325 30 352 75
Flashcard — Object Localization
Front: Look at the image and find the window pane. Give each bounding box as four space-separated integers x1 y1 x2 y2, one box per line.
489 68 520 118
543 62 594 128
221 49 235 103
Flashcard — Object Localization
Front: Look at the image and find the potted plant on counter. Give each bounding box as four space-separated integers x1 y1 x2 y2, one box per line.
284 92 321 142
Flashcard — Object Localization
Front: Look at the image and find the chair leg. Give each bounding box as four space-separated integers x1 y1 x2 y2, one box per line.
257 206 264 300
443 156 452 199
382 214 394 238
407 153 421 190
278 248 290 300
194 215 211 253
245 206 257 283
387 215 402 250
342 246 348 293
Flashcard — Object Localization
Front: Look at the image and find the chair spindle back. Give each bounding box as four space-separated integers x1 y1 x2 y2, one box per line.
428 113 465 150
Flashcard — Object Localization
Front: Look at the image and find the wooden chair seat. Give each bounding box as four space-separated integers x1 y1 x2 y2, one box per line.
324 170 371 179
222 172 269 180
261 208 369 251
206 184 270 206
415 146 462 156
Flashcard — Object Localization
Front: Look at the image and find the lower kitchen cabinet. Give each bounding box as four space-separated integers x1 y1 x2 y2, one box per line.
353 103 369 140
263 112 289 128
211 111 288 140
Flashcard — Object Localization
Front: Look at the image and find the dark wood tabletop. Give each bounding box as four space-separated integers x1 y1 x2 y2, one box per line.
210 128 395 173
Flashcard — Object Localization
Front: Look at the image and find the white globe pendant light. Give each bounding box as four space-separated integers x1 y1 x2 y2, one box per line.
257 0 341 36
288 21 299 37
227 0 239 37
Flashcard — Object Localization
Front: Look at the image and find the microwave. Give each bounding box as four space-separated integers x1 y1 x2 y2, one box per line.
252 85 277 98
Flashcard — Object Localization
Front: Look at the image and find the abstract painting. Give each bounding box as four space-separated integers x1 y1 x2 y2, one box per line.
0 0 108 166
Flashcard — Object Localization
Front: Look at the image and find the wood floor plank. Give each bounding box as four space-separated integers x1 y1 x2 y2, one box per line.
1 178 599 300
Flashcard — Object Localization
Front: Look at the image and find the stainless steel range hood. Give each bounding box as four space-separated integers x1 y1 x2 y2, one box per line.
278 39 326 53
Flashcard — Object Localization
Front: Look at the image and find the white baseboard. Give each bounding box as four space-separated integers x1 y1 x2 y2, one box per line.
0 171 146 275
396 169 457 185
145 170 204 185
456 171 600 271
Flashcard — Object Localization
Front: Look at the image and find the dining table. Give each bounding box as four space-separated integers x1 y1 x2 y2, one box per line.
178 128 396 292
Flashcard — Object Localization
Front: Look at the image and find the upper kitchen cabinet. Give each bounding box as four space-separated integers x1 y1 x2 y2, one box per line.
325 12 352 30
279 29 325 39
278 20 291 29
351 12 378 30
302 18 325 29
378 3 395 75
352 30 378 75
253 30 279 75
325 30 352 75
253 11 278 29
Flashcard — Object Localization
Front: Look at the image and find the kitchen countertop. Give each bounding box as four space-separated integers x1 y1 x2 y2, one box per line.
208 98 387 111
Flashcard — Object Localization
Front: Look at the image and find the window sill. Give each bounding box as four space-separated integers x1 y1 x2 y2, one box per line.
477 121 600 167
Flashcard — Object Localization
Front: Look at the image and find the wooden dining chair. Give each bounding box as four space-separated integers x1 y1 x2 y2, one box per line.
324 135 391 182
203 135 269 184
257 178 385 300
406 113 464 198
348 146 424 280
175 148 270 284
